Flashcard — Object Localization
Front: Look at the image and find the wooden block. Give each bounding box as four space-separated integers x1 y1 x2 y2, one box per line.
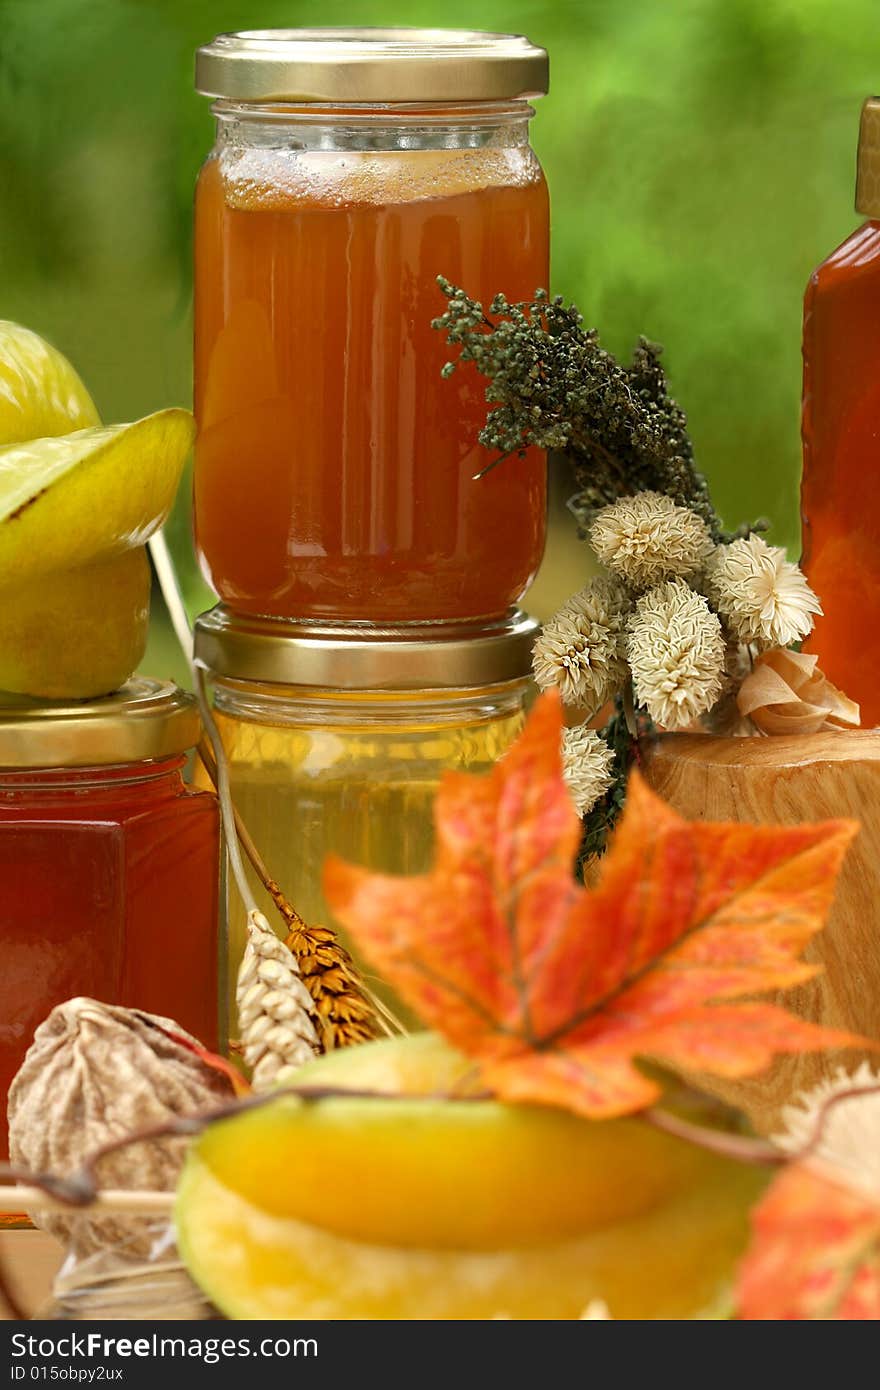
643 729 880 1134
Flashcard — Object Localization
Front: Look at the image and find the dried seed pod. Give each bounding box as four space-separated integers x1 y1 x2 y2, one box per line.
7 997 236 1256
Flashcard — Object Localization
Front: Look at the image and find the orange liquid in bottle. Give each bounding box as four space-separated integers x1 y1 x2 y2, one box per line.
801 221 880 726
194 145 549 622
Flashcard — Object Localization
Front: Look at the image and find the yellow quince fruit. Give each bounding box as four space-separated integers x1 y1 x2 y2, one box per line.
176 1033 766 1320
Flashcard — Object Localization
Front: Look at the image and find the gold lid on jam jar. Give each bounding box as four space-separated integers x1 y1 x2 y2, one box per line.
856 96 880 217
194 606 539 691
0 678 201 770
195 28 549 104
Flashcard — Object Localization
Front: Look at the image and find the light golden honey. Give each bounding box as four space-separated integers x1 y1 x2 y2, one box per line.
203 682 531 1026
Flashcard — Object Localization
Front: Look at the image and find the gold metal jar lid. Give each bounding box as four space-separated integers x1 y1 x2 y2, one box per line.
194 606 538 691
856 97 880 217
0 678 201 770
195 28 549 104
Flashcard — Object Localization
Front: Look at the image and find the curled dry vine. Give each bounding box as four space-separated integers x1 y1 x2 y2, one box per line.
5 1074 879 1317
7 1073 878 1225
0 1086 770 1223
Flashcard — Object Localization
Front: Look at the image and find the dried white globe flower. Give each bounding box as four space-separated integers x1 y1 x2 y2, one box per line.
705 533 822 649
627 579 726 730
532 577 629 711
561 723 616 816
774 1063 880 1201
589 490 713 591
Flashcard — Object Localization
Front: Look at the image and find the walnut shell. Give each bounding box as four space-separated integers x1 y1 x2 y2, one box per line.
8 997 235 1256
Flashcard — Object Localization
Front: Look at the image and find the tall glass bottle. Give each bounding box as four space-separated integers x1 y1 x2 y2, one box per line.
801 97 880 725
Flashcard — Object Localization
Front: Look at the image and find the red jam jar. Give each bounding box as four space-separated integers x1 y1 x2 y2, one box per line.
193 28 550 624
0 679 221 1147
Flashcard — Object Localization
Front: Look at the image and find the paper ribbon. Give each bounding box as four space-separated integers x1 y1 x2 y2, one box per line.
736 647 860 736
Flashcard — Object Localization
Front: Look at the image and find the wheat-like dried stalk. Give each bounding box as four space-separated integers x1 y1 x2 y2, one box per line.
236 910 320 1089
197 739 392 1049
150 532 395 1063
284 920 389 1049
148 530 194 661
193 672 321 1083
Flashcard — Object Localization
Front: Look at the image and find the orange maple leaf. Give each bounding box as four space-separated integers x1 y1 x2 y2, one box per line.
324 692 863 1119
737 1164 880 1319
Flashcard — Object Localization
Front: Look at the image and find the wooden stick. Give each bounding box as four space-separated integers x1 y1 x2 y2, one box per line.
148 530 193 662
0 1187 174 1216
197 739 307 929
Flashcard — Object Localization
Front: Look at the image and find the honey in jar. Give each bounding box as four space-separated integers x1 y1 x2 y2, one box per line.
193 605 536 1026
193 29 550 624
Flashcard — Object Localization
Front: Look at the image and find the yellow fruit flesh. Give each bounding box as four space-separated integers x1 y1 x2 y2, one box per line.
178 1155 762 1320
0 410 195 588
176 1034 768 1319
0 321 100 445
0 382 193 696
196 1095 713 1252
0 548 150 698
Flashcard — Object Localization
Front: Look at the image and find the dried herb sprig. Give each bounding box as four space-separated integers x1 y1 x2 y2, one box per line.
432 280 809 862
432 277 721 537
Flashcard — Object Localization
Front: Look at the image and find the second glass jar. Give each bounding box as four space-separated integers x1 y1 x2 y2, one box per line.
194 604 537 1025
193 29 550 624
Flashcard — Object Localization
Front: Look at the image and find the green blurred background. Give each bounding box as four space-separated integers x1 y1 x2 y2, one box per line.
1 0 875 685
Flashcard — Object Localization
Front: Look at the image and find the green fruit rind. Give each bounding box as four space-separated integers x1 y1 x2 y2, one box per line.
0 408 194 588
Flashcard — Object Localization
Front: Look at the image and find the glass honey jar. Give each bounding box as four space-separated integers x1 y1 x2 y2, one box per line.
0 680 222 1150
193 606 537 1022
193 28 550 625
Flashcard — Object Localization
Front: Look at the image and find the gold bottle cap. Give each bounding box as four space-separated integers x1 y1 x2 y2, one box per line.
195 28 548 104
194 605 538 692
0 678 201 770
856 96 880 217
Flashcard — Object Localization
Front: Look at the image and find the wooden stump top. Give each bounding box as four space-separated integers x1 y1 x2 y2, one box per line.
643 728 880 1133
